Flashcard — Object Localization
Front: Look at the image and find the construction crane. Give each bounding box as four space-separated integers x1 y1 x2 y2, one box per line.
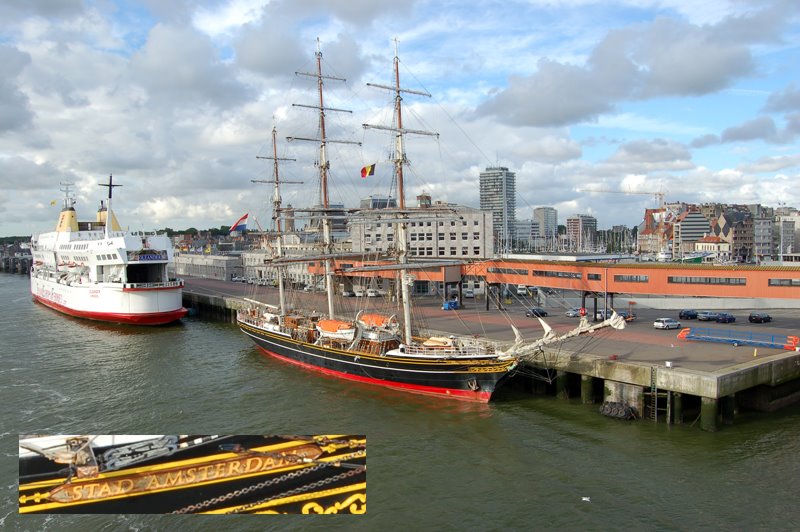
575 188 665 208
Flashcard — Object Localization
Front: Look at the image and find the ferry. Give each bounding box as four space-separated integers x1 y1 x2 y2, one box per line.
29 177 187 325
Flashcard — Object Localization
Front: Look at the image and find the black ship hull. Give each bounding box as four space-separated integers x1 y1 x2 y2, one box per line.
19 435 365 514
239 320 517 402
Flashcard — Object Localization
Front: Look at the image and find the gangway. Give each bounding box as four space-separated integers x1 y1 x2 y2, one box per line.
678 327 799 350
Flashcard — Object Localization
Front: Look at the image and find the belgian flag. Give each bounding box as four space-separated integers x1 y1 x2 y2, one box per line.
360 164 376 178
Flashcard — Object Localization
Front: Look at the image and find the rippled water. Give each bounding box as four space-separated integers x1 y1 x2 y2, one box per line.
2 273 800 531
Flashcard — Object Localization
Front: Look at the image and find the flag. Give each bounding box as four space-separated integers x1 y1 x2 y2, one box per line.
360 164 376 178
229 213 248 233
50 200 57 206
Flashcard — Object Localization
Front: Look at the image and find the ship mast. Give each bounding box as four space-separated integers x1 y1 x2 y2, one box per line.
289 39 360 319
253 126 300 319
364 39 437 344
98 174 121 239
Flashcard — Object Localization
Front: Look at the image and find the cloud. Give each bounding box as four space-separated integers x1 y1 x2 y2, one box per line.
690 134 720 148
0 45 34 133
763 83 800 113
606 138 693 169
475 5 787 127
737 154 800 173
720 116 778 143
129 23 253 110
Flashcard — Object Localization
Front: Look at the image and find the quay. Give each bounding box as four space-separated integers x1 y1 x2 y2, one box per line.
0 255 32 275
182 278 800 432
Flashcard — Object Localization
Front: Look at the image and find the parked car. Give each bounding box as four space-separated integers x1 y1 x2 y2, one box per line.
697 311 718 321
525 307 548 317
366 289 380 297
464 289 475 298
565 307 582 317
654 318 681 330
341 290 355 297
231 275 245 282
716 312 736 323
596 309 613 320
679 309 698 319
354 288 365 297
748 312 772 323
516 285 529 296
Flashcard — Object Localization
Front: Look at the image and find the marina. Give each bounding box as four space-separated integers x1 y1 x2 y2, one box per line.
3 273 800 529
183 276 800 432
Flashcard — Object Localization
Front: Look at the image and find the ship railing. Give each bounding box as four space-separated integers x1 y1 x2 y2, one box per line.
403 336 499 358
122 280 184 289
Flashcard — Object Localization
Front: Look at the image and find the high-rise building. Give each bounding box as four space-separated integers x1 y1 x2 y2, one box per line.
533 207 558 240
566 214 597 251
479 167 516 253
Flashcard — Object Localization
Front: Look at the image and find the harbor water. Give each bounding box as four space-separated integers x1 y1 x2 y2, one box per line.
2 273 800 530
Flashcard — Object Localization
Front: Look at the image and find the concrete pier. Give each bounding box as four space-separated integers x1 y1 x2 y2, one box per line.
182 282 800 432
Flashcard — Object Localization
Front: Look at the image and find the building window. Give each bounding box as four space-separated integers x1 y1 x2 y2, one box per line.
668 276 745 285
426 233 433 241
450 247 456 255
450 233 456 240
461 233 468 239
530 269 581 279
461 247 468 254
438 247 445 255
473 232 480 239
768 278 800 286
438 234 444 241
614 274 648 282
473 247 480 255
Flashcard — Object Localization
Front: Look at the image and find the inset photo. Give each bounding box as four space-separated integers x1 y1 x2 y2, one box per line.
19 434 366 514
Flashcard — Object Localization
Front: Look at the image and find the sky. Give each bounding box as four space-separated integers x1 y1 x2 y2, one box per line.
1 0 799 237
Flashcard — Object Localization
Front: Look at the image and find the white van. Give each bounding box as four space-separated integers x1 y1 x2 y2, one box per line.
366 289 379 297
516 285 528 296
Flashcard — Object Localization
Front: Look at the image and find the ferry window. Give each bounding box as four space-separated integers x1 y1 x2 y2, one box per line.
588 273 601 280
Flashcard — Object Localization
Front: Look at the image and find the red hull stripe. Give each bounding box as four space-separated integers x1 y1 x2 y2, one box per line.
32 294 187 325
257 346 492 403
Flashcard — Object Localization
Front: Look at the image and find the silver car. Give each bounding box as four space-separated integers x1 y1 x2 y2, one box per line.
653 318 681 329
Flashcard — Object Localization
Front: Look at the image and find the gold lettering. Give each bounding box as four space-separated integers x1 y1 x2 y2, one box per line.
215 463 226 478
165 470 182 487
118 478 134 494
184 466 196 483
145 474 161 490
96 482 112 498
197 464 214 482
245 457 262 474
227 460 242 476
71 485 85 501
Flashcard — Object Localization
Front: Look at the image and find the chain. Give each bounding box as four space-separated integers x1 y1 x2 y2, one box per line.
171 464 326 514
225 466 366 514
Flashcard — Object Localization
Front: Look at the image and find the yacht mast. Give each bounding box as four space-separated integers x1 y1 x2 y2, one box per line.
290 39 360 319
253 126 300 319
364 39 437 344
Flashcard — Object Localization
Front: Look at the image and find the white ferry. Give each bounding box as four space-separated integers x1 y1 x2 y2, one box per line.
30 177 187 325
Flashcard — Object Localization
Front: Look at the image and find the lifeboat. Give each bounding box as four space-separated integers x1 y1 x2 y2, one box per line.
316 319 356 341
422 336 455 348
356 312 398 329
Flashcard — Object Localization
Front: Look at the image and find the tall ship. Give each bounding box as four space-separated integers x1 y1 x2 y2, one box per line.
237 42 625 402
19 434 366 514
30 177 187 325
